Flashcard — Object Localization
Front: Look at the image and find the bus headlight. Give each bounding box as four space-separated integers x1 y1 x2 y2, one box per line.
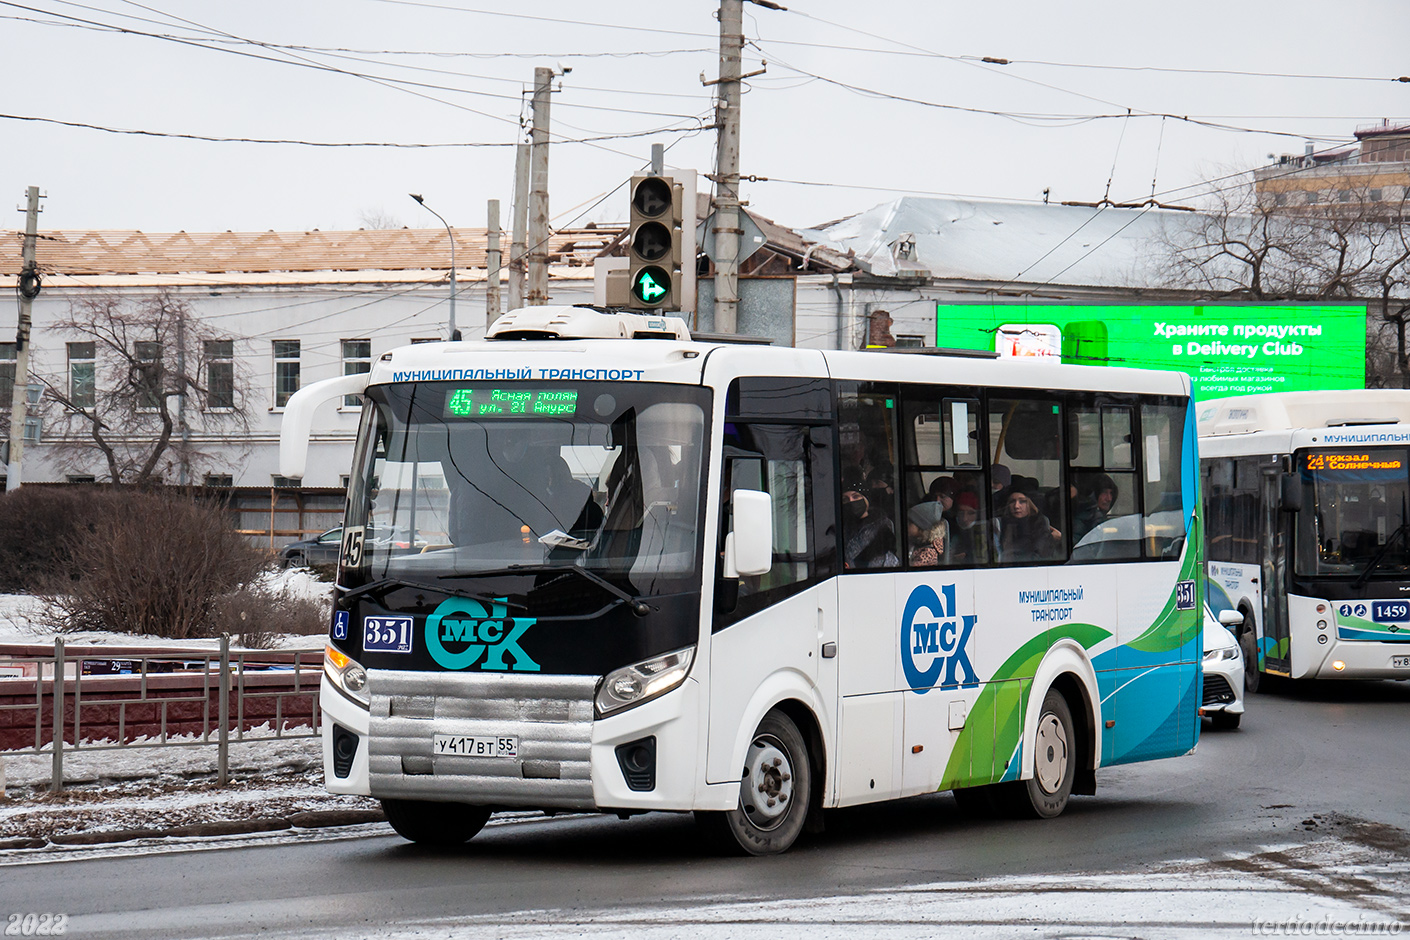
325 644 370 708
596 646 694 717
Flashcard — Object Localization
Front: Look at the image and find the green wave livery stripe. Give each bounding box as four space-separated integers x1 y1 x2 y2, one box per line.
939 622 1110 791
940 516 1202 791
1128 514 1202 654
1336 616 1410 643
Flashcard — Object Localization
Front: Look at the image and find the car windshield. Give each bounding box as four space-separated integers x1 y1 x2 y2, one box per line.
343 381 710 596
1294 448 1410 579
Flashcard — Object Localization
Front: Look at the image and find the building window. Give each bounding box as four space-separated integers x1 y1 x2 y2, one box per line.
0 342 14 407
205 340 234 410
1274 192 1287 206
342 339 371 407
66 475 96 484
273 340 300 408
272 474 299 488
1370 189 1383 202
410 337 439 344
894 335 926 348
1305 191 1320 205
203 473 234 487
134 341 162 411
68 342 96 409
1339 189 1352 203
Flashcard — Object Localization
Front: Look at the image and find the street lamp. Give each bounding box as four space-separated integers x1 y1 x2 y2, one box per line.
409 193 460 341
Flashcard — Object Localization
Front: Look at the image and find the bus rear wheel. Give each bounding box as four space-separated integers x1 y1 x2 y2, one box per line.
696 709 812 856
381 799 492 846
996 689 1075 819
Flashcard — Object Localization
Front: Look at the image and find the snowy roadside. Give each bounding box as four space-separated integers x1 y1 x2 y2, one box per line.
0 734 384 849
0 569 368 849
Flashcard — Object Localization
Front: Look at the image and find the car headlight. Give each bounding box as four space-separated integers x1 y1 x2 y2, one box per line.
596 646 694 717
325 644 370 708
1203 647 1238 663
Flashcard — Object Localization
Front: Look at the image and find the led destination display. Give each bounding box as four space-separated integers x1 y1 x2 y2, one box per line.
1302 452 1405 473
444 387 580 418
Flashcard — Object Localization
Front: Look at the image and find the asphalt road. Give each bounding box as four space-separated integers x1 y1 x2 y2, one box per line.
3 679 1409 940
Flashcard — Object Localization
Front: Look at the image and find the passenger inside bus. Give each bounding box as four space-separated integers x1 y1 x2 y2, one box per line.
998 486 1063 562
907 501 948 567
1072 472 1118 541
843 478 899 569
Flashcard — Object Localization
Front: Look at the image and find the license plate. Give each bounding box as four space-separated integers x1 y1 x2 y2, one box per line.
433 734 518 758
1393 656 1410 668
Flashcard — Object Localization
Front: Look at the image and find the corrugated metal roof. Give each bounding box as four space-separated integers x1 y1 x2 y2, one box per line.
0 226 625 277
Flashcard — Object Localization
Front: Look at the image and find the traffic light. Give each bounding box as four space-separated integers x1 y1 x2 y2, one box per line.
627 175 682 310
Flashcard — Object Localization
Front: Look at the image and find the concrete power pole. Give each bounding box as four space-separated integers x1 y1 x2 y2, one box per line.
712 0 744 334
486 199 502 329
6 186 41 492
526 67 553 306
508 143 529 311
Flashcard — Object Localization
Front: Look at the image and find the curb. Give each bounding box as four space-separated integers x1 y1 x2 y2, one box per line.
5 808 387 850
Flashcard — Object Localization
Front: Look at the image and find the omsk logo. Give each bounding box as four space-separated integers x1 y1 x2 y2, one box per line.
425 597 540 672
901 583 979 693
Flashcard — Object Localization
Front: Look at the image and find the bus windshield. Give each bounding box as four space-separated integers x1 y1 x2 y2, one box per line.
344 381 710 595
1295 447 1410 579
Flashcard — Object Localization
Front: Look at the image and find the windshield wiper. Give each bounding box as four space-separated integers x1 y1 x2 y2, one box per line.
1353 522 1410 586
338 577 526 610
463 564 651 617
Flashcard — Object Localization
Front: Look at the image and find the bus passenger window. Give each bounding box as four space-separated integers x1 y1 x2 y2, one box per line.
989 398 1067 564
839 386 901 570
1140 403 1188 558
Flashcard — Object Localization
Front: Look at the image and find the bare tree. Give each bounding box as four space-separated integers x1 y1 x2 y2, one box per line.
38 291 253 486
357 207 404 230
1157 169 1410 385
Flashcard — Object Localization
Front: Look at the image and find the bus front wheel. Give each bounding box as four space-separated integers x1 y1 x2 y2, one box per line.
696 709 812 856
997 689 1075 819
381 799 491 846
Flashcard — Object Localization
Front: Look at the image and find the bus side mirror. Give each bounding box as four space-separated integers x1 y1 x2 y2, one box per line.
726 489 774 577
1279 473 1303 513
1218 609 1244 627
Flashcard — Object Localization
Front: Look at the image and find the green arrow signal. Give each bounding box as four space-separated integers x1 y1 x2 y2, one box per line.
634 270 667 303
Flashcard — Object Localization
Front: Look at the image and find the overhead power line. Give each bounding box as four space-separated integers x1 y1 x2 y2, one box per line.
0 111 708 148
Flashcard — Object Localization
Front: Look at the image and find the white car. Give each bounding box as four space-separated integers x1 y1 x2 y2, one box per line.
1201 602 1246 731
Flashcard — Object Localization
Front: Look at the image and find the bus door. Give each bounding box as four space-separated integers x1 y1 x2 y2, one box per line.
705 417 839 793
1261 465 1292 675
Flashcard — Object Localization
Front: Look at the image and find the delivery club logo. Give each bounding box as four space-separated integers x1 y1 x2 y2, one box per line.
426 597 540 672
901 583 979 693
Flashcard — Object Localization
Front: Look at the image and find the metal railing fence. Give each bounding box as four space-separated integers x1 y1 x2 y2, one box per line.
0 637 323 791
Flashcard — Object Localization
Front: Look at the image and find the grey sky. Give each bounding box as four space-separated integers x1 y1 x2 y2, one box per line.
3 0 1407 235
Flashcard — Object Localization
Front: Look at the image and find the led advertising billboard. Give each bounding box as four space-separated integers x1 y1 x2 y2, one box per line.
934 303 1366 398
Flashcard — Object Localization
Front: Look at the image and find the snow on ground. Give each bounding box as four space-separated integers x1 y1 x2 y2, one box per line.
0 566 332 650
1 571 351 843
0 735 381 844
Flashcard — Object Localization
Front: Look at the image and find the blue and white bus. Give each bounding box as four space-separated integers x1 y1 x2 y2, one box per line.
1200 390 1410 689
281 305 1203 855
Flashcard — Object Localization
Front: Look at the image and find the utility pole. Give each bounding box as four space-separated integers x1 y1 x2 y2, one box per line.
526 66 553 306
508 143 529 311
6 186 41 492
712 0 744 333
486 199 502 328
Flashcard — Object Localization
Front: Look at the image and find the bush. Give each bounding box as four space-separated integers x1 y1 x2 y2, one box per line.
204 585 330 650
42 490 266 639
0 486 105 593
